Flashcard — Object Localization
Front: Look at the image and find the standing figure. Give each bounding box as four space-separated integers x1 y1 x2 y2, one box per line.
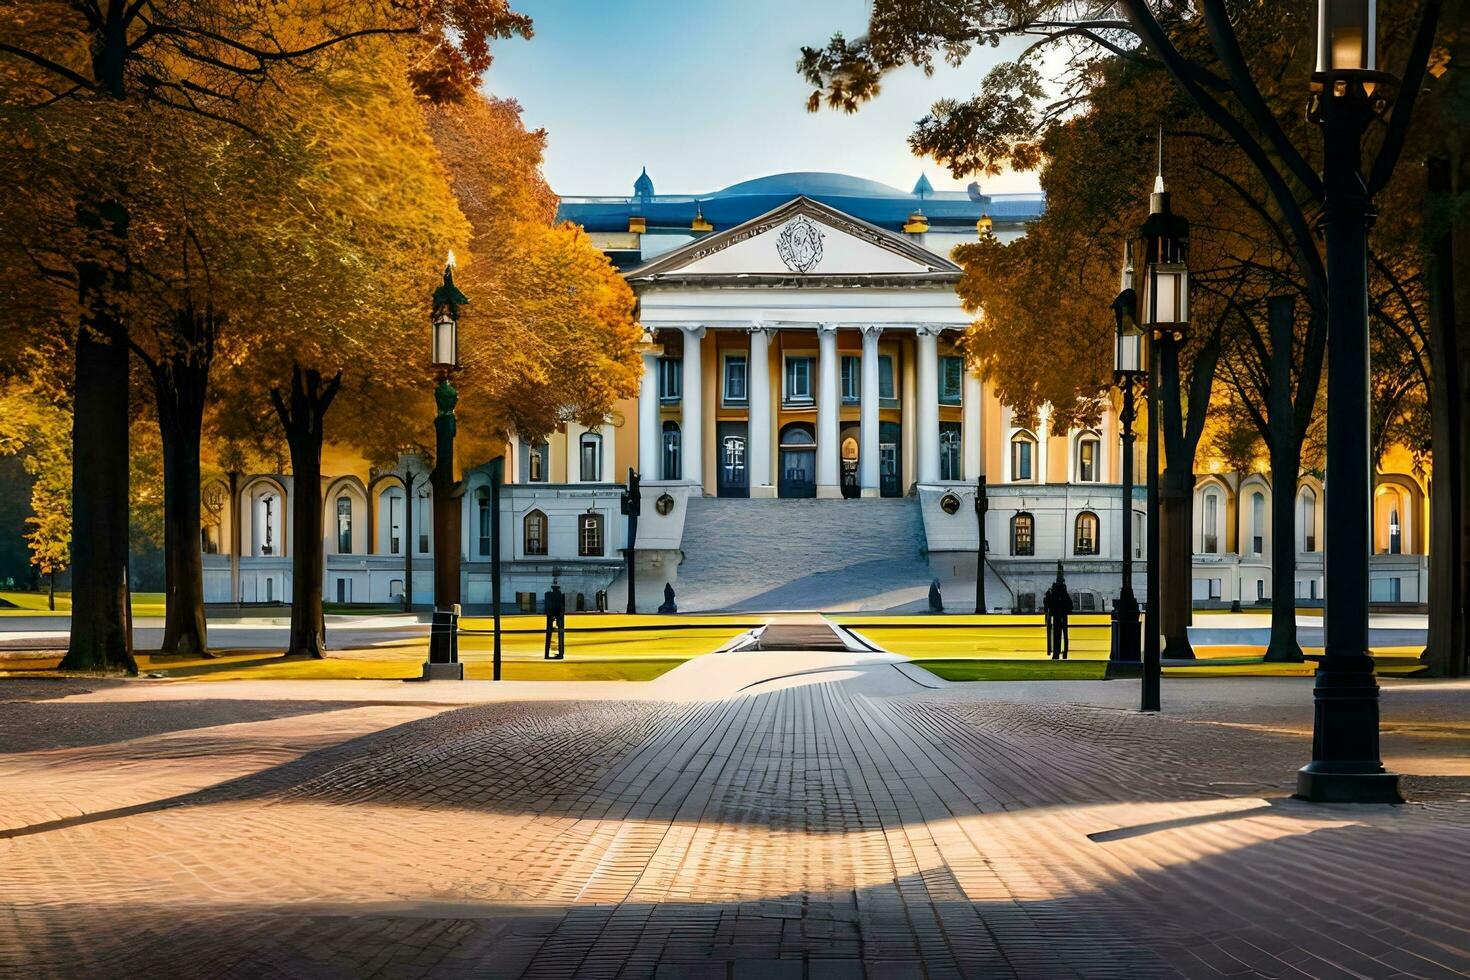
1042 583 1056 659
543 581 566 660
1049 562 1073 660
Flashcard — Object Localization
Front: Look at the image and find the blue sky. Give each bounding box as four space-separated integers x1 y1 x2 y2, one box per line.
481 0 1042 198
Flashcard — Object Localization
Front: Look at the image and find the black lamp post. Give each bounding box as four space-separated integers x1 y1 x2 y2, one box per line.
621 467 641 614
1108 242 1144 679
424 254 467 679
974 475 988 613
1297 0 1400 803
1138 150 1192 708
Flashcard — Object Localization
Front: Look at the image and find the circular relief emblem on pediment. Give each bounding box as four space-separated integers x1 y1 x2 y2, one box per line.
776 215 825 273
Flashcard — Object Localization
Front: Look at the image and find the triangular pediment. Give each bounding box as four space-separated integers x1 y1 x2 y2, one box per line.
625 197 961 282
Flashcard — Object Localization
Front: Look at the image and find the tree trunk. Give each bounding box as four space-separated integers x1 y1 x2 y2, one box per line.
1424 155 1467 676
61 202 135 675
270 365 342 659
1158 471 1195 659
150 324 212 656
48 571 55 611
1265 438 1305 662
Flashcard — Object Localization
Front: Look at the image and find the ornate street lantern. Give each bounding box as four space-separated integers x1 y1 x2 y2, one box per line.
977 213 993 236
1139 166 1190 342
1112 242 1143 378
431 251 466 372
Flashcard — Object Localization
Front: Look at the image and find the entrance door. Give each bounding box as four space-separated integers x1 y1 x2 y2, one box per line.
879 421 902 497
840 427 860 498
778 422 816 498
717 422 749 498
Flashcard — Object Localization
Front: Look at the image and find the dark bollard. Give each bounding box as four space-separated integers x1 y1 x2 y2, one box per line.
596 589 609 613
658 582 677 614
928 579 944 614
421 605 463 680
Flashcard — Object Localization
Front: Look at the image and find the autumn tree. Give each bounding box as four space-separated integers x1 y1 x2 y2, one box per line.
0 0 531 671
0 384 71 609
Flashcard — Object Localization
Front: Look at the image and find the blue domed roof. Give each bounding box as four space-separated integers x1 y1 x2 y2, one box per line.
715 172 905 198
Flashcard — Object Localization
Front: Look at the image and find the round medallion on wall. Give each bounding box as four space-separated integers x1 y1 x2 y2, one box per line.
939 492 962 515
655 492 675 516
776 215 825 273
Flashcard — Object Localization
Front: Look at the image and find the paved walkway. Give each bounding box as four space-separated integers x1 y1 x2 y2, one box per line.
2 664 1468 978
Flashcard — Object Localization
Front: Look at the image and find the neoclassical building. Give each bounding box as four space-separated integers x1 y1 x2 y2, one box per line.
198 170 1430 613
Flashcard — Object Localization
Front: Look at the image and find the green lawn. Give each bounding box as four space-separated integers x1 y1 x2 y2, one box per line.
0 591 167 617
913 659 1108 681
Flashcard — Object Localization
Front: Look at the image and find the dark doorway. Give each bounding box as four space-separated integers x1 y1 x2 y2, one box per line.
840 426 860 498
778 422 816 498
879 421 902 497
717 422 749 498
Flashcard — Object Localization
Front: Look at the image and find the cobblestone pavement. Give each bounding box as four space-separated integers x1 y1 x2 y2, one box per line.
2 671 1469 979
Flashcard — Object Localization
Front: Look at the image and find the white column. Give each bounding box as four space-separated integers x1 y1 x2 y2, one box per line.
1037 404 1051 485
747 324 774 497
962 366 982 482
681 326 705 491
638 349 659 478
916 326 941 485
816 323 841 498
859 325 882 497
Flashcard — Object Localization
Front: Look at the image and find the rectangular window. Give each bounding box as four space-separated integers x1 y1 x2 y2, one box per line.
1203 495 1219 554
1209 578 1222 600
878 355 896 403
389 496 402 556
477 497 491 557
1310 578 1319 600
840 356 860 403
939 356 963 405
1011 439 1033 482
658 357 682 403
336 497 352 554
580 437 601 482
723 355 747 405
784 356 814 405
939 422 962 481
1256 579 1266 601
1078 441 1097 483
579 514 604 557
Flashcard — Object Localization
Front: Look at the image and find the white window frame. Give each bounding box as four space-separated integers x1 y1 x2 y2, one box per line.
722 354 748 406
783 355 814 406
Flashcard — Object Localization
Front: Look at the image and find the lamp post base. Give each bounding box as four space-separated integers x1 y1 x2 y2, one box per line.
420 661 465 681
1295 766 1402 804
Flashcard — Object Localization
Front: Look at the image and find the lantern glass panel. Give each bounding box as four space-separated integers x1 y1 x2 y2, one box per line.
433 316 457 367
1317 0 1374 73
1115 332 1143 375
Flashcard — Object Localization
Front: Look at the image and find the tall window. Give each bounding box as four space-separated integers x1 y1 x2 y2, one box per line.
527 441 548 483
1300 488 1317 552
1251 492 1265 554
416 490 431 554
336 495 352 554
661 421 681 481
1134 510 1145 559
723 355 748 405
579 512 604 557
580 432 602 482
389 494 402 556
939 422 962 481
840 355 860 402
1011 512 1035 556
1076 436 1099 483
784 355 814 405
1389 508 1402 554
1203 491 1220 554
260 494 276 556
939 355 963 404
878 355 896 402
1010 433 1035 482
524 509 547 556
658 357 682 403
476 487 491 557
1074 511 1099 556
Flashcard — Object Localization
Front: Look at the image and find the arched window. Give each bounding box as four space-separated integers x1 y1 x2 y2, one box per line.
661 420 681 481
579 512 604 557
1202 490 1220 554
523 509 547 556
1250 492 1266 555
1074 511 1099 556
1010 432 1036 482
580 432 602 482
475 487 491 557
939 422 962 480
1075 434 1100 483
336 495 353 554
1299 487 1317 552
1011 512 1035 556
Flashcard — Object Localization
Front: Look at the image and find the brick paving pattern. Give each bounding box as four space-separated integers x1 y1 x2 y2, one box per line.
2 673 1469 979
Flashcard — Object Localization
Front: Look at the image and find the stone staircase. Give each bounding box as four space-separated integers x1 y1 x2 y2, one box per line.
672 497 936 612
